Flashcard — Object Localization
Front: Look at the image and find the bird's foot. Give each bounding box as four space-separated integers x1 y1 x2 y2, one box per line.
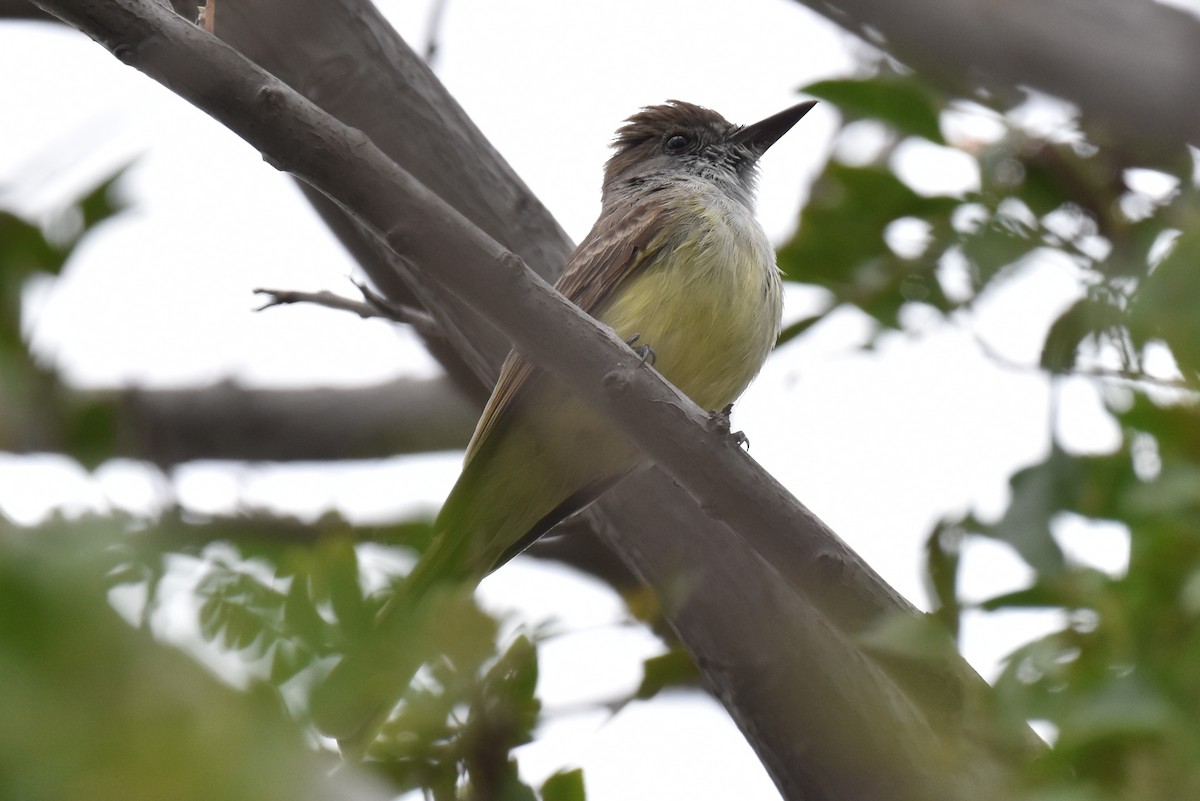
625 333 657 367
707 404 750 449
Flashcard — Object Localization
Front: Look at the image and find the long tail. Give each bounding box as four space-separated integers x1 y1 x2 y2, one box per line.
307 463 525 752
310 386 641 752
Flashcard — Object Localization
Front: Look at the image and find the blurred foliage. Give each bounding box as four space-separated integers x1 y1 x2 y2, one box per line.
118 511 587 800
786 70 1200 800
635 646 701 702
0 517 387 801
0 170 125 466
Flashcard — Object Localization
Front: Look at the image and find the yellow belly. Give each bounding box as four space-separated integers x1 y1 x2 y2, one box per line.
597 199 781 411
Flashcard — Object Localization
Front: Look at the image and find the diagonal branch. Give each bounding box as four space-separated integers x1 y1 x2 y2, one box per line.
795 0 1200 150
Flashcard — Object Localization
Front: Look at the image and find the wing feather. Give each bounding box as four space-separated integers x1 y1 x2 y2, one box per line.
464 196 667 462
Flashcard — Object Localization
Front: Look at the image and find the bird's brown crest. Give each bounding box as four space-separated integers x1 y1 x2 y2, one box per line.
604 100 738 187
612 100 733 148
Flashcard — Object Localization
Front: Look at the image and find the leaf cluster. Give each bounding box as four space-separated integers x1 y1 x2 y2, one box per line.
149 516 573 799
0 170 126 465
0 516 367 801
792 72 1200 799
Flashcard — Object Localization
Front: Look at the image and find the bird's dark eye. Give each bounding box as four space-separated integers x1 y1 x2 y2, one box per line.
664 134 691 154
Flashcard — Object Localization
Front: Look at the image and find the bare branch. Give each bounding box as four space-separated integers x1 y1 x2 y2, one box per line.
3 376 478 464
966 324 1198 394
253 286 440 337
254 288 381 317
796 0 1200 151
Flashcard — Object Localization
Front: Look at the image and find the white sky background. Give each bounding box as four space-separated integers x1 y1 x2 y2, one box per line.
0 0 1169 798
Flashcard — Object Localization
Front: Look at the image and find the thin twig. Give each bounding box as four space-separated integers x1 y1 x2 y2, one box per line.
253 286 441 338
351 280 439 338
255 287 376 316
422 0 449 66
965 322 1196 393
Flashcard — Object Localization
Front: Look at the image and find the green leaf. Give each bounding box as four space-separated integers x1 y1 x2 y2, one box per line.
779 162 958 329
464 636 541 760
980 569 1111 612
979 585 1063 611
1058 671 1175 747
1104 217 1174 280
803 76 946 143
321 538 369 636
269 638 313 684
958 209 1039 292
976 447 1141 575
497 772 539 801
980 449 1069 575
1015 159 1071 218
76 165 128 233
775 311 829 348
1129 227 1200 377
375 681 458 763
1117 394 1200 464
541 769 586 801
1121 460 1200 517
63 399 120 469
228 595 266 651
635 647 699 701
992 632 1077 704
0 211 67 281
1020 786 1120 801
425 589 500 674
924 518 963 638
485 635 540 707
283 569 326 645
1040 296 1122 373
857 611 959 661
195 566 286 658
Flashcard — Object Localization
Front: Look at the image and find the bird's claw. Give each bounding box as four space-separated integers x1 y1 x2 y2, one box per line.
625 333 657 367
707 404 749 449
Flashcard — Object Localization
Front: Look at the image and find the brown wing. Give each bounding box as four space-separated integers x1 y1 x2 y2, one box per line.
464 195 668 462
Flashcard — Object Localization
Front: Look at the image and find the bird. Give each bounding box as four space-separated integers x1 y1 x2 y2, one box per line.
311 99 815 751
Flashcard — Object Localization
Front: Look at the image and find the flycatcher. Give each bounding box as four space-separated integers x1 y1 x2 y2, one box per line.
312 99 816 748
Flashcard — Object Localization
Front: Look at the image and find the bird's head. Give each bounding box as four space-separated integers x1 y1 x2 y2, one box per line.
603 99 816 208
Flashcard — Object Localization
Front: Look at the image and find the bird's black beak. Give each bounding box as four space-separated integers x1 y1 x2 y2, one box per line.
733 100 817 156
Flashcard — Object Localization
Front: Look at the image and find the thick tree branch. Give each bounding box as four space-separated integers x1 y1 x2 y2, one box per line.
1 376 478 464
799 0 1200 150
32 1 1037 798
0 0 48 20
111 376 478 464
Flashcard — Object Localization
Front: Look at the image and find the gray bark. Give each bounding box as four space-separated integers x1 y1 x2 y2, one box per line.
0 376 478 464
797 0 1200 150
